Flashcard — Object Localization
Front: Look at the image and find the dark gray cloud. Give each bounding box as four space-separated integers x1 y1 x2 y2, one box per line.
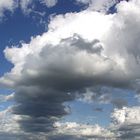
93 107 103 112
12 86 73 132
111 98 127 108
11 35 111 132
118 124 140 139
0 132 43 140
48 135 86 140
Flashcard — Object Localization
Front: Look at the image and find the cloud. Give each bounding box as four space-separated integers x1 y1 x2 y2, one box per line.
0 93 14 103
135 94 140 102
93 107 103 112
76 0 117 12
0 0 140 138
19 0 58 15
40 0 58 8
0 10 111 133
111 106 140 139
111 98 127 108
112 106 140 126
1 107 140 140
0 107 21 133
0 0 118 20
52 122 115 139
0 0 17 17
0 107 114 139
19 0 33 14
0 0 58 19
77 87 128 108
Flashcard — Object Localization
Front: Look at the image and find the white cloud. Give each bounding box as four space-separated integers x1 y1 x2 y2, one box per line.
0 107 21 133
0 0 16 17
112 106 140 125
0 0 117 19
135 94 140 102
111 106 140 139
0 108 114 139
76 0 117 12
19 0 58 15
0 0 58 18
40 0 58 8
1 0 140 138
54 122 115 139
77 87 112 104
0 93 15 103
1 11 114 88
19 0 33 14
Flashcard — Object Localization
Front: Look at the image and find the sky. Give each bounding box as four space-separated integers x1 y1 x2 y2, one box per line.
0 0 140 140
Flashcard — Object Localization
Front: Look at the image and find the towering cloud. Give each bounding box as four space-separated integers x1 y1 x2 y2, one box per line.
0 0 140 139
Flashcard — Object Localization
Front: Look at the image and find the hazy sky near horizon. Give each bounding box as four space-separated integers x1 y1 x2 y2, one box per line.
0 0 140 139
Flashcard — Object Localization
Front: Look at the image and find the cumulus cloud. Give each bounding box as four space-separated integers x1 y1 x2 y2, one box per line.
111 106 140 139
0 0 140 139
0 108 114 139
0 107 21 133
52 122 115 139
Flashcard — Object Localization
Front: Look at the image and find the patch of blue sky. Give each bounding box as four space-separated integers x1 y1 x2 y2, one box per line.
62 100 112 127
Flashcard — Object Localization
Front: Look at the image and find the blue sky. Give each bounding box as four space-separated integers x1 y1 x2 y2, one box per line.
0 0 140 140
0 0 85 76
